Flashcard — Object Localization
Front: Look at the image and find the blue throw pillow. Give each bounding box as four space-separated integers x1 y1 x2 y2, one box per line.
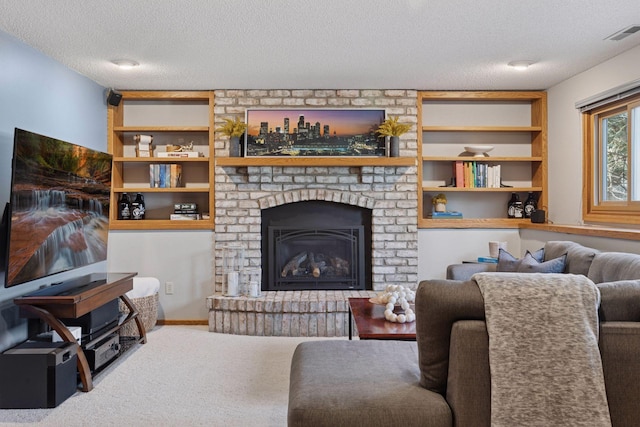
517 252 567 273
496 248 521 272
526 247 545 263
497 248 566 273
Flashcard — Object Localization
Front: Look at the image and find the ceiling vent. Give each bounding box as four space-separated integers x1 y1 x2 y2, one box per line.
605 25 640 41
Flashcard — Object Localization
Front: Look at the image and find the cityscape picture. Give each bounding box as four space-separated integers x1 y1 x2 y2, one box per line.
244 109 386 157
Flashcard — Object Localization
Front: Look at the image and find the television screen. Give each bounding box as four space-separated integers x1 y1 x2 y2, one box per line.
4 129 112 288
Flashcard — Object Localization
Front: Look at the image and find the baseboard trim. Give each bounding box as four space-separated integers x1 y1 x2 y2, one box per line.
157 319 208 326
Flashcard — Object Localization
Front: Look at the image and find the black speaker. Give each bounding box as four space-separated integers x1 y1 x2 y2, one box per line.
106 89 122 106
0 341 78 408
531 210 546 223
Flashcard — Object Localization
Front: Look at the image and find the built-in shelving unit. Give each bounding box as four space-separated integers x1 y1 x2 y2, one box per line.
107 91 215 230
417 91 548 228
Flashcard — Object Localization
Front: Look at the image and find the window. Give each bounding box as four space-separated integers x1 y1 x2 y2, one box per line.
582 93 640 224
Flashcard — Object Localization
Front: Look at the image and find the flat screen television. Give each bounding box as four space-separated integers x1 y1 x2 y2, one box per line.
3 128 112 288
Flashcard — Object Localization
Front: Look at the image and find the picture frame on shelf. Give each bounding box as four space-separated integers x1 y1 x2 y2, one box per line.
244 108 386 157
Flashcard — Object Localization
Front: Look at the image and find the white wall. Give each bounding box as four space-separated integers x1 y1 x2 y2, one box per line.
107 231 214 320
546 45 640 225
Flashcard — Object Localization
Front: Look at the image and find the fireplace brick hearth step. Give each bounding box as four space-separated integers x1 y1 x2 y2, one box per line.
206 290 377 337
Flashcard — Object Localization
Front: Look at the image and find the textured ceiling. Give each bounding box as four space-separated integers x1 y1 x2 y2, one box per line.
1 0 639 90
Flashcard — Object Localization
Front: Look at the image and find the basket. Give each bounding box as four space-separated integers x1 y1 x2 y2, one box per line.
119 292 159 337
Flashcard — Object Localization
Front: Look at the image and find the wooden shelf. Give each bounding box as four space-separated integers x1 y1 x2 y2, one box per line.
113 187 209 193
418 218 530 229
114 157 209 163
109 219 213 231
422 126 542 132
422 156 543 162
422 187 543 192
216 157 416 167
113 126 209 132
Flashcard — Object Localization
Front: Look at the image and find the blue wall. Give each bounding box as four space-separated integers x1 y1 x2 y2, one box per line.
0 31 107 351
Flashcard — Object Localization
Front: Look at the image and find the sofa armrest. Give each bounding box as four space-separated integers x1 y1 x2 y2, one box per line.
597 280 640 321
446 263 496 281
446 320 491 427
600 322 640 427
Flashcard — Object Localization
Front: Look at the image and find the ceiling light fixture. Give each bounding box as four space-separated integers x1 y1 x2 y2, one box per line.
111 59 139 70
508 60 534 71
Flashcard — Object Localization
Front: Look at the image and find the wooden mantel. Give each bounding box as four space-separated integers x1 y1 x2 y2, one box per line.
215 157 416 167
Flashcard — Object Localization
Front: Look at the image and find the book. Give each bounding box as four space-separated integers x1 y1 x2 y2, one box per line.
149 164 161 188
427 211 463 218
170 213 201 220
477 256 498 263
156 151 200 158
159 164 168 188
170 164 182 188
174 203 197 211
454 160 464 188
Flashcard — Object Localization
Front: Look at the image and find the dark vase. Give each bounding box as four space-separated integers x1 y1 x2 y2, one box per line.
229 136 241 157
389 136 400 157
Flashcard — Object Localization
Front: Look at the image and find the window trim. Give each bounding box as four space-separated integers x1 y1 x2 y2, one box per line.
582 93 640 225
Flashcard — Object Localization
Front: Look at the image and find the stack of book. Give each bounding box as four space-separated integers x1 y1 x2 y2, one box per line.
453 160 501 188
156 151 200 158
170 203 200 220
149 164 182 188
427 211 463 219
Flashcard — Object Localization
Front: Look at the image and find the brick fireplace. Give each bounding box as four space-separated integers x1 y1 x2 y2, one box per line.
207 89 418 336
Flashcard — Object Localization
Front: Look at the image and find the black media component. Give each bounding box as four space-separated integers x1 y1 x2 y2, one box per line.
131 193 145 220
0 341 78 409
524 192 537 218
60 298 120 338
84 333 121 372
118 192 131 220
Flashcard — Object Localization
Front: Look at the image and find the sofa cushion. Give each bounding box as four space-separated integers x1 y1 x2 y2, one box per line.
288 340 452 427
544 241 599 275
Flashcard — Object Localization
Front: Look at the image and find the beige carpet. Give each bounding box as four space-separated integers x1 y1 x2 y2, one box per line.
0 325 342 426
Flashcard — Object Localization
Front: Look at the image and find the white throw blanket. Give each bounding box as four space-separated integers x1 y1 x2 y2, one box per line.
473 272 611 427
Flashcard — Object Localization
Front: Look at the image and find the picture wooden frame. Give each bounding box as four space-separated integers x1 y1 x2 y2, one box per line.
244 109 386 157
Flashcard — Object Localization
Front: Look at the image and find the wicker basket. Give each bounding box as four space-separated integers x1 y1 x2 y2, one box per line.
119 292 159 337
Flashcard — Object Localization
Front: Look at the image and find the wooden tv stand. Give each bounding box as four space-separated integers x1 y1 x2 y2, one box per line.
14 272 145 392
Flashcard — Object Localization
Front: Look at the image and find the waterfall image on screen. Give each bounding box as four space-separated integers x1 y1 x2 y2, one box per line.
5 129 112 287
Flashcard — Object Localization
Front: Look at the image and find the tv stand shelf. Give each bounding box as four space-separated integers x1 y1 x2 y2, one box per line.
14 272 144 392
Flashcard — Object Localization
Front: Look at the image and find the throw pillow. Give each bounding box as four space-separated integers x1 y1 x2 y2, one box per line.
496 248 522 272
496 248 566 273
526 247 545 263
517 252 567 273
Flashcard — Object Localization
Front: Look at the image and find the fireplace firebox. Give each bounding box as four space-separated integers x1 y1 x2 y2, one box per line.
261 201 371 291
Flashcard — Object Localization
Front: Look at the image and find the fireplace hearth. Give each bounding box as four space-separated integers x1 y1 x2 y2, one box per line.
262 200 372 291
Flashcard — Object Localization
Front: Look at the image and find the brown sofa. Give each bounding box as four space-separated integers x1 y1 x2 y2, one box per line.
288 241 640 427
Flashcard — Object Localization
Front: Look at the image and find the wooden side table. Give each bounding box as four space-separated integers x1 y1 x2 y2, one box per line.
348 297 416 341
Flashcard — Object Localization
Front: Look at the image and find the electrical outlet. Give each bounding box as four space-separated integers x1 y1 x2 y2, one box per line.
165 281 174 295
